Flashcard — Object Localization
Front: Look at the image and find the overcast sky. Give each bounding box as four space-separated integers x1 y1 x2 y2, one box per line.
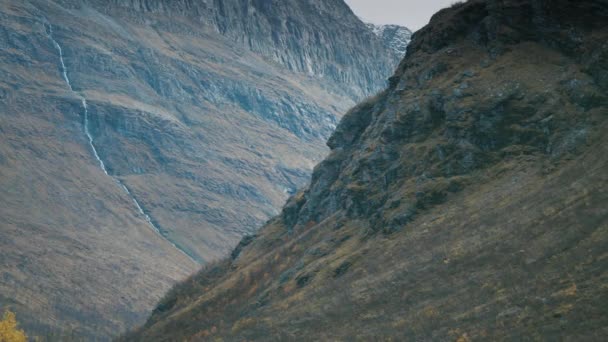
344 0 456 31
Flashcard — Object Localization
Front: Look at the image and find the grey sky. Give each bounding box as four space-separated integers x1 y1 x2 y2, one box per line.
344 0 456 31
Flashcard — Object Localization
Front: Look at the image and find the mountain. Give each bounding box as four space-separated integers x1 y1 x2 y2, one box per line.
126 0 608 340
0 0 402 339
367 23 412 56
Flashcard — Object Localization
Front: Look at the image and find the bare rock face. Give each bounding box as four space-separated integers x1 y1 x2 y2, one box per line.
57 0 402 100
126 1 608 341
367 23 412 56
0 0 401 339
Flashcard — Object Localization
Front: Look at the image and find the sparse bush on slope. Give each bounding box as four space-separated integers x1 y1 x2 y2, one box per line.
0 310 27 342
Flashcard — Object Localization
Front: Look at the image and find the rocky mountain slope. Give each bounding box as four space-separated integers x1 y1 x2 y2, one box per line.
126 0 608 340
367 23 412 56
0 0 401 339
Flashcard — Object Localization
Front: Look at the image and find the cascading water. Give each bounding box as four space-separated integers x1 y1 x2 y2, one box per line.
45 22 197 263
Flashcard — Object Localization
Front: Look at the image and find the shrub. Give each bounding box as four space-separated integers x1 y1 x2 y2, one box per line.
0 310 27 342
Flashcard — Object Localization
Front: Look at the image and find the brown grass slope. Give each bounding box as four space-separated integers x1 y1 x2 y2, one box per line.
125 0 608 340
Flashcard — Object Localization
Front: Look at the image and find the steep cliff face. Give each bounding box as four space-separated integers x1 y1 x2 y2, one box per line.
367 23 412 56
56 0 401 99
0 0 400 339
127 0 608 340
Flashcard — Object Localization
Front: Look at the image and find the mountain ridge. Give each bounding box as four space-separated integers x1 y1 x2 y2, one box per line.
55 0 402 100
125 0 608 340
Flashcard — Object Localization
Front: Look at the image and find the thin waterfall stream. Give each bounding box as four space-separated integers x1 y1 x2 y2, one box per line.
45 22 197 264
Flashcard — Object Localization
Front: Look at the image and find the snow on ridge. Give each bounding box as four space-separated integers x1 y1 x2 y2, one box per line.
366 23 412 56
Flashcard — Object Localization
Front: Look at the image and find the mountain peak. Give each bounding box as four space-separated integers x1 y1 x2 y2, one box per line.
367 23 412 56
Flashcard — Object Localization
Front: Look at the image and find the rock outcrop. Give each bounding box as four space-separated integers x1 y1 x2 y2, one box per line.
0 0 401 339
126 0 608 340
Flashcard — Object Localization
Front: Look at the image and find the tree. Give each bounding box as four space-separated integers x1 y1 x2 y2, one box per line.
0 310 27 342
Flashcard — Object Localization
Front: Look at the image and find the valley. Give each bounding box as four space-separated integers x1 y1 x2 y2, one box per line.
0 0 405 338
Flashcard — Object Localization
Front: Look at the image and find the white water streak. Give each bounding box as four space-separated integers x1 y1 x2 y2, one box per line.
45 23 196 263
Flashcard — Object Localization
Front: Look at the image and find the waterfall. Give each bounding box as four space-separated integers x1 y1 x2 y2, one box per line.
45 22 197 264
